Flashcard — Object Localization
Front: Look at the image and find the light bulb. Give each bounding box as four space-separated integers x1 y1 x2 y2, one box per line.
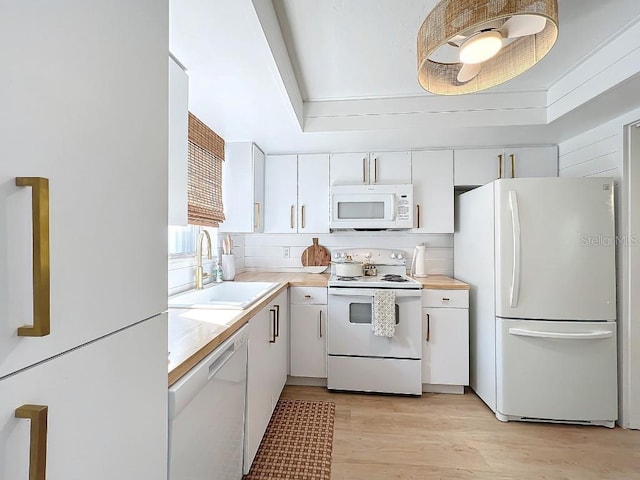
459 31 503 64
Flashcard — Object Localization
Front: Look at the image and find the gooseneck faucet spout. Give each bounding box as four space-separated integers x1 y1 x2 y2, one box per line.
195 230 212 289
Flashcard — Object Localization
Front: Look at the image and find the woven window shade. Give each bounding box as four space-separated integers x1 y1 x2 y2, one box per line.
187 112 225 227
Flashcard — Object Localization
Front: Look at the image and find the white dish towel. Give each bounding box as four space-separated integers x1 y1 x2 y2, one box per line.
372 289 396 337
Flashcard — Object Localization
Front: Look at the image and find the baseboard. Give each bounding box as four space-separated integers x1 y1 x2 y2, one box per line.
422 384 465 394
287 376 328 387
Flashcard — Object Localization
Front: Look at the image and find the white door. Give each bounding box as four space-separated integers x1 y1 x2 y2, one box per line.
412 150 454 233
269 290 289 409
496 318 617 424
290 304 327 378
454 148 504 186
422 307 469 385
495 177 616 320
298 154 330 233
330 152 369 185
264 154 297 233
0 2 167 378
0 315 168 480
244 307 272 474
252 145 266 233
506 146 558 179
370 151 412 184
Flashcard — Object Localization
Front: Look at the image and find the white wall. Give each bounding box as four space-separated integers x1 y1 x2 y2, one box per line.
558 106 640 429
240 232 453 276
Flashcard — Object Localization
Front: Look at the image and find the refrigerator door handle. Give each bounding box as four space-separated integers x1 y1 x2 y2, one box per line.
508 328 614 340
509 191 521 308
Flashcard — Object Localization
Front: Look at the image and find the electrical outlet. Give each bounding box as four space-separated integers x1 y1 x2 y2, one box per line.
282 247 290 258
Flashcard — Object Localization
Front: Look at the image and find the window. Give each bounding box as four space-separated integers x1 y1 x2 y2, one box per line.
168 225 218 256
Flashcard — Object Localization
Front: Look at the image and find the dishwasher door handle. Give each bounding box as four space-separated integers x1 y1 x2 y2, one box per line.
207 344 236 380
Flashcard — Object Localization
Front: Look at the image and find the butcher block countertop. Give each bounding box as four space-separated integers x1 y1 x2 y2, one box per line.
168 272 467 386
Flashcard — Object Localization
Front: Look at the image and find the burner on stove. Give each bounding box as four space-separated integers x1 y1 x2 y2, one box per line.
336 276 359 281
381 274 409 282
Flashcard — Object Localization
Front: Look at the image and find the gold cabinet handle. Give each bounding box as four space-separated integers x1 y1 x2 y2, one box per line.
269 309 276 343
426 313 430 342
498 154 503 179
416 205 421 229
254 202 261 229
15 177 50 337
319 309 323 338
301 205 306 229
290 205 295 229
15 404 48 480
362 157 366 184
274 304 280 338
374 157 378 183
510 153 515 178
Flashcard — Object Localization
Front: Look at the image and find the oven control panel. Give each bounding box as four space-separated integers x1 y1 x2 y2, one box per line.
332 248 407 266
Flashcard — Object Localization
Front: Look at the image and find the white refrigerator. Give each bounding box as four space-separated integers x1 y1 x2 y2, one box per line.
454 177 618 427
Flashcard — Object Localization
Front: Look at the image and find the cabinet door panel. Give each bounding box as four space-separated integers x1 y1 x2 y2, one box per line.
290 304 327 378
264 155 297 233
298 154 329 233
454 148 504 187
0 315 167 480
270 290 289 407
507 146 558 178
168 57 189 226
0 2 167 377
330 152 369 185
422 308 469 385
412 150 453 233
253 145 266 233
370 151 412 184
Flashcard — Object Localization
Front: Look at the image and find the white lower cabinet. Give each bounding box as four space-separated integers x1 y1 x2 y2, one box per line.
290 287 328 378
244 289 288 474
422 289 469 392
0 315 168 480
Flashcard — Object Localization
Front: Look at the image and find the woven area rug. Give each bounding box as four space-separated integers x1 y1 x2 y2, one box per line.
244 399 335 480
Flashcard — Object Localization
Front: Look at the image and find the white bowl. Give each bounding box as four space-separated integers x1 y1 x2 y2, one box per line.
303 265 328 274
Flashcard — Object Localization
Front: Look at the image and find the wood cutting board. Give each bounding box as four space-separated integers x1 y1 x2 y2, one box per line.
301 238 331 273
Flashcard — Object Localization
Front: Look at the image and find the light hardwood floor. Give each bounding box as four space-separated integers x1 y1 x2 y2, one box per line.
281 386 640 480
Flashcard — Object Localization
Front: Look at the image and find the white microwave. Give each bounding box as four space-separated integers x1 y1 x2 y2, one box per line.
329 184 413 230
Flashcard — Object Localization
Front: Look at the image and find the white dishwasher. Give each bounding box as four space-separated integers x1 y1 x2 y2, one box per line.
169 324 248 480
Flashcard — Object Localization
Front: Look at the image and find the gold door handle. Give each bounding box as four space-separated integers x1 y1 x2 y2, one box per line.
15 404 48 480
374 157 378 183
498 154 503 179
290 205 295 229
416 205 421 229
362 157 366 184
269 309 276 343
16 177 50 337
510 154 515 178
319 309 323 338
301 205 306 229
254 202 261 229
426 313 430 342
274 304 280 338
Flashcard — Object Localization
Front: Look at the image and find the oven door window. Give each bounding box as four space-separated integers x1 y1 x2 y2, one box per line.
349 302 400 325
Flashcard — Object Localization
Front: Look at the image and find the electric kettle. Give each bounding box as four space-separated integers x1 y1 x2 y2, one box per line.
410 244 428 277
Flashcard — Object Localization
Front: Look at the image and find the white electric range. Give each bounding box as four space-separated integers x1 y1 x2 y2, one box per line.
327 249 423 396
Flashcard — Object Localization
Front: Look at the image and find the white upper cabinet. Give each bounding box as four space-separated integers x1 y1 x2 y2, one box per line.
330 151 411 185
506 146 558 178
412 150 454 233
454 148 505 187
168 56 189 226
454 146 558 187
219 143 265 233
264 153 329 233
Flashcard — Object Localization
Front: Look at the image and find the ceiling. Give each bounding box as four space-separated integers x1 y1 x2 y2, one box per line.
169 0 640 154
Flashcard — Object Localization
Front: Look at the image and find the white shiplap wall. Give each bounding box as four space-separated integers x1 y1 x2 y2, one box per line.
241 232 453 276
558 106 640 429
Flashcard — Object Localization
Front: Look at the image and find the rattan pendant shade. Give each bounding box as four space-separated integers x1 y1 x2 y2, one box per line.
417 0 558 95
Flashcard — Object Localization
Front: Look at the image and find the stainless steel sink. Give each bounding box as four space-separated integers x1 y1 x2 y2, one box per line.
168 282 280 310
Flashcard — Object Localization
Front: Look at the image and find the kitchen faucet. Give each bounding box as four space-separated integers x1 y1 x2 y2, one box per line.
195 230 212 289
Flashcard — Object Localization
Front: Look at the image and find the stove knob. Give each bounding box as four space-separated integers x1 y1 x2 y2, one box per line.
396 252 404 260
390 252 397 259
